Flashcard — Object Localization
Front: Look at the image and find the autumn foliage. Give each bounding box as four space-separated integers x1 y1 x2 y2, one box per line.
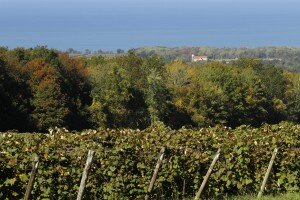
1 46 300 131
0 47 91 131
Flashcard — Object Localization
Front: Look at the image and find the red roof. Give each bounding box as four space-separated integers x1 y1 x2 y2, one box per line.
194 56 207 59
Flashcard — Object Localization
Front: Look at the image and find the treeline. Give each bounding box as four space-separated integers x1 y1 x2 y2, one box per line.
1 46 300 131
66 48 125 55
135 46 300 71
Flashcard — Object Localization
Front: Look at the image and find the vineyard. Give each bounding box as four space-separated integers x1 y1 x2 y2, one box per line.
0 122 300 199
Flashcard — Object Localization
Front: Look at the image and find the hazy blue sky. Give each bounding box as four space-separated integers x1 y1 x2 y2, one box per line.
1 0 300 50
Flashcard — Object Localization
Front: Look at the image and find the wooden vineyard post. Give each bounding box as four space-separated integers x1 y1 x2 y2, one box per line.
145 147 165 200
194 149 221 200
182 147 187 200
24 156 39 200
182 179 186 200
257 148 278 198
77 150 95 200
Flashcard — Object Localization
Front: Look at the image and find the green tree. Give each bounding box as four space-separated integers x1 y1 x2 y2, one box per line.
0 53 31 131
175 61 268 127
58 54 92 130
284 72 300 122
142 56 171 126
89 53 150 129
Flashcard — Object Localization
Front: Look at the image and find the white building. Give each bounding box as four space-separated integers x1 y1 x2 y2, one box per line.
192 54 208 62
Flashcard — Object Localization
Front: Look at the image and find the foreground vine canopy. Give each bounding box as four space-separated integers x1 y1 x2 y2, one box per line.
0 122 299 199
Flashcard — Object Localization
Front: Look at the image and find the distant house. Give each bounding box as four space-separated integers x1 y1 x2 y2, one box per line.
192 55 208 62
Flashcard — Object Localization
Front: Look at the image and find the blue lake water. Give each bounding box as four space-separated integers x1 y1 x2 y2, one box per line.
1 0 300 51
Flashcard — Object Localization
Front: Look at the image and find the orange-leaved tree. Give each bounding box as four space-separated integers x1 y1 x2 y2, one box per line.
24 58 69 131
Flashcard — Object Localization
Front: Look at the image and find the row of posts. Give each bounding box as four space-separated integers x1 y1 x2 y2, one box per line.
23 148 278 200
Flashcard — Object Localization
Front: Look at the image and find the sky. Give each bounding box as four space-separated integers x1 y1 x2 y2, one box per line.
1 0 300 51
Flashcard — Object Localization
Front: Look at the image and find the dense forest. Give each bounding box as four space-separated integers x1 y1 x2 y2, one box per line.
135 46 300 72
1 46 300 132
